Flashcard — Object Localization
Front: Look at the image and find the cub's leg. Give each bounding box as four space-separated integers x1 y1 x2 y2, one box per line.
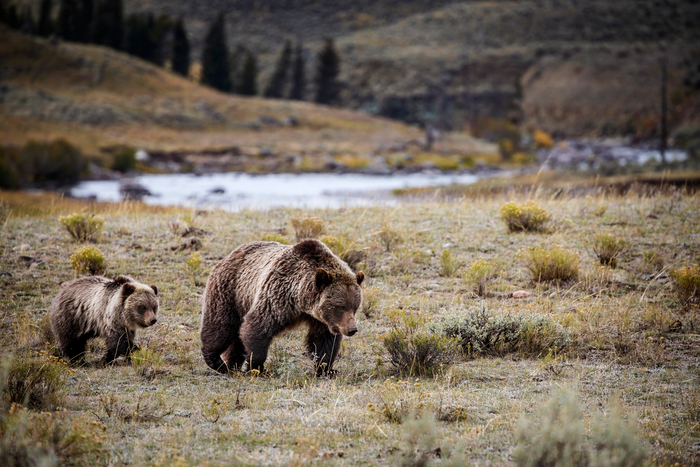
102 329 137 365
305 319 343 376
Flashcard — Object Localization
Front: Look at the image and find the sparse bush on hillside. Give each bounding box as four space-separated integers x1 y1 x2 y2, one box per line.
513 389 647 467
111 148 137 173
70 246 106 276
431 306 568 358
291 217 325 240
0 140 85 188
670 265 700 312
463 259 499 296
378 225 402 252
59 213 104 242
383 308 457 376
500 201 551 233
2 354 66 411
591 231 628 268
439 250 462 277
524 245 580 283
261 233 290 244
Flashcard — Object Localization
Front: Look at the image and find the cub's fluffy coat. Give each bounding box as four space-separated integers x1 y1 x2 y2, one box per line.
50 275 159 364
200 239 364 375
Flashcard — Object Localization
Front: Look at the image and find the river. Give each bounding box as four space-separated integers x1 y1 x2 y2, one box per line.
71 171 480 211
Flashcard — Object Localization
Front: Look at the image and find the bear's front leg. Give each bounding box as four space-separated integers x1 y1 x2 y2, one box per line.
102 328 137 365
305 319 343 376
239 307 281 374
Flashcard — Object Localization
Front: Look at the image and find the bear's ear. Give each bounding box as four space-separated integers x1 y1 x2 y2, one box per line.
294 239 328 260
315 268 332 289
122 283 136 297
150 285 158 296
356 271 365 285
113 275 130 285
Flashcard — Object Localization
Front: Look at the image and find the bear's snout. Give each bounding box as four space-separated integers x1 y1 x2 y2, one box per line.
149 318 158 325
347 327 357 336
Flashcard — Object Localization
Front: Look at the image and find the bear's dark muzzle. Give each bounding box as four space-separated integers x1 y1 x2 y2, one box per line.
149 318 158 325
347 327 357 336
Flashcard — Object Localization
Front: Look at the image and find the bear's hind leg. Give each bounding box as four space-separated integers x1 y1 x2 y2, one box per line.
102 329 136 365
201 317 241 374
305 319 343 376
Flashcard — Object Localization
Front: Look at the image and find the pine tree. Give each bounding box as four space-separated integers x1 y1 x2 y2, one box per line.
58 0 80 41
3 4 21 30
171 18 190 77
289 42 306 101
38 0 53 37
263 40 292 98
78 0 93 42
19 6 35 34
239 52 258 96
124 13 149 59
314 38 340 105
200 13 232 92
92 0 123 50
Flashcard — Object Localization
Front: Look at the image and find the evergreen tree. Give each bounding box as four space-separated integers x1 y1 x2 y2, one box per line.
239 52 258 96
263 40 292 98
58 0 80 41
124 13 149 59
3 4 21 30
200 13 232 92
289 41 306 100
314 38 340 105
78 0 93 42
92 0 123 50
171 18 190 77
38 0 53 37
18 5 35 34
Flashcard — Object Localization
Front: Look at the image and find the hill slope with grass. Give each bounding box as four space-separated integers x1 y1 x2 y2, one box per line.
119 0 700 137
0 24 429 165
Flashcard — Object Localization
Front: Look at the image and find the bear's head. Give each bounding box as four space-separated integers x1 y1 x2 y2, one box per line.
294 240 364 337
122 282 160 329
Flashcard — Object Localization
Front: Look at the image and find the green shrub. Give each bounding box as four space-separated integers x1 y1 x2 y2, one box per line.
111 148 137 173
513 389 647 467
361 286 380 318
670 265 700 312
500 201 551 233
642 251 664 273
261 233 290 244
184 252 202 285
321 235 366 271
383 308 457 376
22 139 86 185
439 250 462 277
70 246 106 276
59 213 104 242
0 149 21 189
2 354 66 411
378 225 403 252
290 216 325 240
524 245 580 283
430 306 568 358
463 259 498 296
591 231 628 268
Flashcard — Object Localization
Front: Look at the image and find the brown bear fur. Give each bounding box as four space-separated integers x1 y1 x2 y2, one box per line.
200 239 364 375
50 275 159 364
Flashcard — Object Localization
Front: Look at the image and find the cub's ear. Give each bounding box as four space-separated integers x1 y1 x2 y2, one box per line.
315 268 332 289
356 271 365 285
122 283 136 297
150 285 158 296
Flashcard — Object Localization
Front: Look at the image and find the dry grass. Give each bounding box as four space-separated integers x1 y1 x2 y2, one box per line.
0 189 699 465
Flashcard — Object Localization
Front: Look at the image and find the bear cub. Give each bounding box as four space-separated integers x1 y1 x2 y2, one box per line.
50 275 159 364
200 239 364 375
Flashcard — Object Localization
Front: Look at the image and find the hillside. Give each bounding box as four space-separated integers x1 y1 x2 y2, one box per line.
111 0 700 137
0 25 450 166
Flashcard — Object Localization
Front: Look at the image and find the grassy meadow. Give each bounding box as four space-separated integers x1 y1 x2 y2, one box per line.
0 187 699 466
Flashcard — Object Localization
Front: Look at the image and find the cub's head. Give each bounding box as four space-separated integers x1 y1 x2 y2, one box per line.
294 239 365 337
121 282 160 329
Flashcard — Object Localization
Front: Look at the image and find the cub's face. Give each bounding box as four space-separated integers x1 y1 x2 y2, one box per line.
123 283 160 329
317 269 364 337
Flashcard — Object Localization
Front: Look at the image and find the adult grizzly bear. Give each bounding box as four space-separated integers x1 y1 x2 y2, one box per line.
50 275 159 364
200 239 364 375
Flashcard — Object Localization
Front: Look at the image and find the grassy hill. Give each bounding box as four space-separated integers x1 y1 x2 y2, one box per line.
0 24 436 166
110 0 700 137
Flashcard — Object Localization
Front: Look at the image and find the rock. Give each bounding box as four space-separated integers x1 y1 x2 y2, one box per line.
17 256 47 269
257 115 281 127
163 354 178 364
172 237 203 251
180 227 207 238
442 243 454 248
135 149 150 162
512 290 530 298
210 187 225 194
119 180 151 201
283 116 299 127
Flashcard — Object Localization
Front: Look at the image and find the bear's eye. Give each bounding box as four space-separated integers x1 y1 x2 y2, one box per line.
138 305 146 313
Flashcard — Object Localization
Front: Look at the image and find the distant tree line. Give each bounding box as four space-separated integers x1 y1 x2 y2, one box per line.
0 1 342 104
